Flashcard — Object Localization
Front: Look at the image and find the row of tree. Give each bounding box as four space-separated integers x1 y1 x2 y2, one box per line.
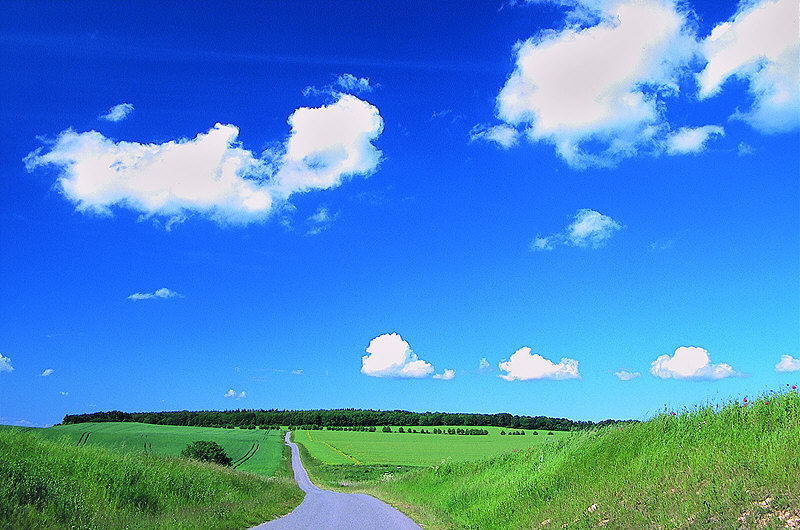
61 408 627 431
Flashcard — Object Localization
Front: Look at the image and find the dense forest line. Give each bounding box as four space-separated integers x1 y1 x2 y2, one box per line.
61 409 628 431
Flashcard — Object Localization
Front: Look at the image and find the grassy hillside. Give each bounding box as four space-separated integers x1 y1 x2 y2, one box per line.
366 391 800 529
37 422 283 476
0 427 303 530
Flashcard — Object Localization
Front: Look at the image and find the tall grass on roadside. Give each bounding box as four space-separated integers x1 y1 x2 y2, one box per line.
0 428 303 530
372 390 800 529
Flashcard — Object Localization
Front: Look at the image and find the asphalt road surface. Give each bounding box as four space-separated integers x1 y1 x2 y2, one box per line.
251 432 422 530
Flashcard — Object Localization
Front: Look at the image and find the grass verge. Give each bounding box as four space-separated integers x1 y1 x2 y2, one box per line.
0 427 303 530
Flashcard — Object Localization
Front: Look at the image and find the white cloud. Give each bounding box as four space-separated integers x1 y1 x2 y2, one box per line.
532 209 621 250
336 73 373 93
698 0 799 133
650 346 739 380
127 287 183 301
41 368 54 377
26 94 383 227
469 124 520 148
60 391 68 396
433 369 456 380
478 357 491 372
0 355 12 373
291 369 304 375
306 206 337 235
775 354 800 372
361 333 435 378
495 0 697 167
666 125 725 154
737 142 754 156
223 389 246 399
99 103 134 122
498 347 580 381
614 369 641 381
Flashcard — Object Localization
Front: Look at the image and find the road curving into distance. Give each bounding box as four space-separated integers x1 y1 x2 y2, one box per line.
251 431 421 530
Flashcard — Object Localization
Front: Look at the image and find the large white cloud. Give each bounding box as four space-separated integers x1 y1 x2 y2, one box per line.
531 209 622 250
498 347 580 381
775 354 800 372
698 0 799 133
650 346 739 380
25 95 383 226
0 355 13 373
361 333 435 378
496 0 697 167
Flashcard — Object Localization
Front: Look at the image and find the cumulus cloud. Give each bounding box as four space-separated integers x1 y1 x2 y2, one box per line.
433 369 456 380
40 368 54 377
666 125 725 154
698 0 799 133
650 346 739 380
0 355 12 373
775 354 800 372
127 287 183 301
361 333 435 378
478 357 492 372
495 0 697 167
531 209 621 250
469 124 520 148
99 103 134 122
336 73 373 93
223 389 246 399
614 369 641 381
498 347 580 381
25 94 383 227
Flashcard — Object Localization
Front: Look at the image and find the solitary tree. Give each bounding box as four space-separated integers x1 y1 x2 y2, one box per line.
181 440 232 466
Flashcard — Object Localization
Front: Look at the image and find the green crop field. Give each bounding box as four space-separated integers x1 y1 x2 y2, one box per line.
297 426 568 467
35 422 284 476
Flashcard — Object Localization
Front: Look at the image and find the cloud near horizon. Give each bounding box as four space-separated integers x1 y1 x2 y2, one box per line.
479 0 798 167
775 354 800 372
223 389 246 399
25 94 384 227
361 333 435 378
531 209 621 250
498 347 580 381
650 346 740 380
127 287 183 301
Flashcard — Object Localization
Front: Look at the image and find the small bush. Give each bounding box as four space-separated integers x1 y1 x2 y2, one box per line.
180 441 232 466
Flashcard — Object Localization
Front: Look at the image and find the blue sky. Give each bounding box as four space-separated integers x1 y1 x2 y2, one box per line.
1 0 798 427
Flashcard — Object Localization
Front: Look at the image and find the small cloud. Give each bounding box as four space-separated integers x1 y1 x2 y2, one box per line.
127 287 183 301
531 209 622 251
498 347 580 381
291 369 304 375
649 239 674 251
433 369 456 380
336 73 373 93
361 333 434 378
469 124 520 149
60 391 69 396
306 206 337 235
99 103 134 122
737 142 754 156
0 355 13 373
666 125 724 155
478 357 492 372
614 370 641 381
223 389 246 399
41 368 55 377
775 354 800 373
650 346 740 380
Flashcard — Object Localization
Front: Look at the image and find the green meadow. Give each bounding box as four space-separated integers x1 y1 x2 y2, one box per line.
36 422 283 476
0 426 302 529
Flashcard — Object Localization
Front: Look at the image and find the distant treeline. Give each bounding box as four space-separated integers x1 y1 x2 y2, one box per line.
61 409 628 431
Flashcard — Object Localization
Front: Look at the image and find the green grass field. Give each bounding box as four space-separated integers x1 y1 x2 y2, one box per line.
297 427 567 466
367 391 800 529
36 422 283 476
0 426 302 529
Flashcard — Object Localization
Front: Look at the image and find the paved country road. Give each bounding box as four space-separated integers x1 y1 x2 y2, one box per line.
251 432 422 530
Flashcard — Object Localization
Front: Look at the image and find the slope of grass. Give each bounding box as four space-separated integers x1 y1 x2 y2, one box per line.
0 427 303 530
364 391 800 529
36 422 283 476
